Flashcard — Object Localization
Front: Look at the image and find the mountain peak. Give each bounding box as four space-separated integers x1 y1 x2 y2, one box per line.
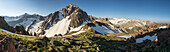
65 4 79 9
23 13 29 15
20 13 30 17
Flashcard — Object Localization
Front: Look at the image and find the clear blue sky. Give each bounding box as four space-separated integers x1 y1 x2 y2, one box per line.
0 0 170 23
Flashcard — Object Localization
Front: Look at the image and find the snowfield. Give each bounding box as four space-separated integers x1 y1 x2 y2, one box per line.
117 35 132 39
26 21 44 35
91 24 115 34
136 33 157 43
14 18 37 28
71 31 85 35
159 26 168 29
107 24 122 33
4 17 21 22
109 18 130 25
0 29 12 33
45 16 71 37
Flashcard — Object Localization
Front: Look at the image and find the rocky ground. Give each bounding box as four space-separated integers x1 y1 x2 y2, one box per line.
0 25 170 52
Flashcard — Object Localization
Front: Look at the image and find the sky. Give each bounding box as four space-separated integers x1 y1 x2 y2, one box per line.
0 0 170 23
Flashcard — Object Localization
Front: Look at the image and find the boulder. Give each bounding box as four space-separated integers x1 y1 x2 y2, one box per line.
17 44 27 52
157 29 170 43
14 25 29 35
61 38 72 44
42 36 50 41
50 40 63 46
153 38 158 43
127 37 136 43
0 36 16 52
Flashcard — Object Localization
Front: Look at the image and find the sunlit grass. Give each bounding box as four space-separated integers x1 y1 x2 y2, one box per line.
0 30 126 51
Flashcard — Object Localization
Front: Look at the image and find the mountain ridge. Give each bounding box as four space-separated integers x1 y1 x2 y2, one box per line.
1 4 155 37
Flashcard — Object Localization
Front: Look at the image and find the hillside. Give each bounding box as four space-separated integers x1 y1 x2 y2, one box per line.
0 4 169 52
0 25 170 52
3 4 155 37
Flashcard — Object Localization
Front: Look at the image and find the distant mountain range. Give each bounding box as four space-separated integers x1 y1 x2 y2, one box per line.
0 4 155 37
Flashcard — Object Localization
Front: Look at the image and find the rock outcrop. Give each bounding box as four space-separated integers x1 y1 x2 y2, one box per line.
50 40 63 46
42 11 64 30
69 8 89 28
107 17 155 34
62 4 90 28
0 35 27 52
14 25 29 35
0 16 16 33
0 16 29 35
157 29 170 43
0 36 16 52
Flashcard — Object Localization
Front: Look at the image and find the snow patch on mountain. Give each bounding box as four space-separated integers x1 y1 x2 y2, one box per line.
109 18 130 25
107 24 122 33
3 16 21 22
117 35 132 39
71 31 85 35
0 28 12 33
136 33 157 43
14 18 37 28
25 21 44 35
91 24 115 34
159 26 168 29
45 16 71 37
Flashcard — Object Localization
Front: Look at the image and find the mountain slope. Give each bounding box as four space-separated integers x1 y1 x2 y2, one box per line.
44 4 90 37
8 13 45 28
2 4 155 37
0 16 16 33
0 16 29 35
44 16 71 37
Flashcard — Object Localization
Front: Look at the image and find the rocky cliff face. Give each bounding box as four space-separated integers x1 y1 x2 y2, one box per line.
62 4 89 28
69 8 89 28
0 16 29 35
42 11 64 30
15 25 29 35
0 16 16 33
